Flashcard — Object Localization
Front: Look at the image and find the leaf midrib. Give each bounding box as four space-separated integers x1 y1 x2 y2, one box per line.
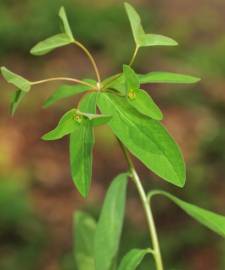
102 93 181 183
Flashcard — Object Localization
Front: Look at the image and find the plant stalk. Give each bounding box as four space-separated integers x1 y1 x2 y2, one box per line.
118 140 164 270
31 77 96 89
75 41 101 83
129 46 139 66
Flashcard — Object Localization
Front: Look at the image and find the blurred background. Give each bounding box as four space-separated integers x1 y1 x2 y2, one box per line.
0 0 225 269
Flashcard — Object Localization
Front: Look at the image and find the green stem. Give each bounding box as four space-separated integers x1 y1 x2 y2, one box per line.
129 46 139 66
31 77 96 89
118 140 164 270
74 41 101 84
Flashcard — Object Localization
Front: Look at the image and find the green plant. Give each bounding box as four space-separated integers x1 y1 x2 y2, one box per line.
1 3 225 270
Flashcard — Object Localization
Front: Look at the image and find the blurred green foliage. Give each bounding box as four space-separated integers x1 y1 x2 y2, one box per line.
0 0 224 269
0 0 157 64
0 178 45 270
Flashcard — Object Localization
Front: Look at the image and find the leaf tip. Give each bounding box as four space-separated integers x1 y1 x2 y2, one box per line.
41 134 48 141
73 179 89 198
167 37 179 46
1 66 8 78
59 6 66 16
42 99 51 109
177 175 186 188
124 2 133 10
0 66 6 73
193 77 201 83
173 40 179 46
41 131 55 141
30 46 37 56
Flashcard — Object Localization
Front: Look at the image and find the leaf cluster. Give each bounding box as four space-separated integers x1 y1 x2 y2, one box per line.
1 3 224 269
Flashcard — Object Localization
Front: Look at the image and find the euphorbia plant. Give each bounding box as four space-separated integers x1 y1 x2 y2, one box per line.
1 3 225 270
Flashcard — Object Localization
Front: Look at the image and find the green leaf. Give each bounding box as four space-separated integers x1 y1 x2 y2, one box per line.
103 74 126 95
30 6 74 56
30 33 72 56
138 34 178 47
123 65 163 120
97 93 185 187
127 88 163 120
139 72 201 84
94 173 128 270
80 112 112 127
70 121 94 197
74 211 96 270
124 3 177 48
79 93 112 126
90 114 112 127
42 109 80 141
78 92 98 113
69 93 98 197
123 65 140 93
1 67 31 92
43 79 96 108
105 71 200 94
59 6 74 41
118 249 150 270
149 190 225 238
10 90 26 116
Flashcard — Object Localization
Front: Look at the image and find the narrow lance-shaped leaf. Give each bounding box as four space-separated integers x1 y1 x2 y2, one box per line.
42 109 80 141
31 6 74 56
43 79 96 108
94 173 128 270
59 6 74 41
123 65 163 120
97 93 185 187
124 2 177 48
118 249 151 270
30 33 72 56
70 121 94 197
139 72 201 84
149 190 225 238
70 94 97 197
105 71 200 93
1 67 31 92
10 90 26 116
74 211 96 270
139 33 178 47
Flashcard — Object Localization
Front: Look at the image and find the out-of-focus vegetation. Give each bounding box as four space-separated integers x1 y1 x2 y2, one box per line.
0 178 45 270
0 0 225 270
